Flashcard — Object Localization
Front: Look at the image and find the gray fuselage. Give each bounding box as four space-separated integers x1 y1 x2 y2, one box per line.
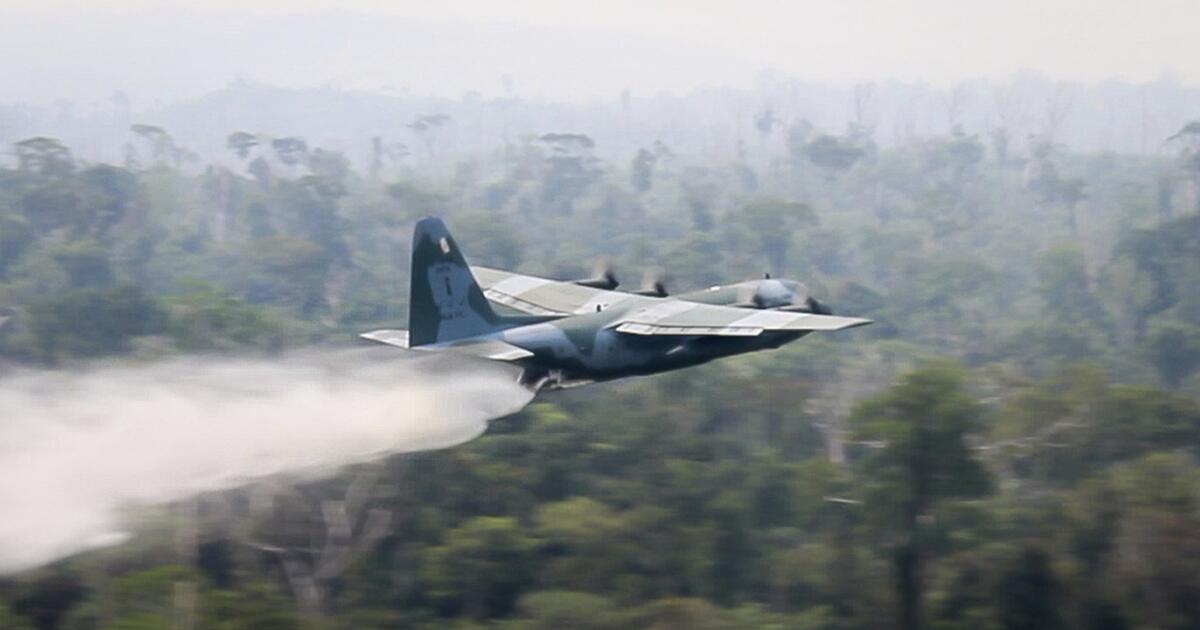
487 302 805 387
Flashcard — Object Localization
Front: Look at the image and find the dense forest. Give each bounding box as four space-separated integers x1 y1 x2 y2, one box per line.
2 84 1200 630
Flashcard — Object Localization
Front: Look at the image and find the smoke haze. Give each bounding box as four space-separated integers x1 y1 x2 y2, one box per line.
0 350 533 574
3 2 1197 105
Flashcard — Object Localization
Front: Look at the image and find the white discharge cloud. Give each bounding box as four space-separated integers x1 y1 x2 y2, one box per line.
0 349 533 574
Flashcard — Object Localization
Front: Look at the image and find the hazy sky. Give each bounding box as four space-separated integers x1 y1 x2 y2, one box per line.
4 0 1197 104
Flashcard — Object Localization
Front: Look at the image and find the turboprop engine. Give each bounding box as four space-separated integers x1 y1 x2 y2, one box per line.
735 277 833 314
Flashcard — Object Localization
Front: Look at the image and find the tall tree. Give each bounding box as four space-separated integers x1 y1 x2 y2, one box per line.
1167 120 1200 211
130 123 178 167
226 131 259 160
734 198 817 274
630 148 656 193
408 113 452 161
802 134 864 173
13 137 73 177
270 137 309 168
853 363 991 630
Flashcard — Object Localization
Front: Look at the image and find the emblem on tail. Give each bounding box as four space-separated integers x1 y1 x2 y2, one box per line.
408 217 504 347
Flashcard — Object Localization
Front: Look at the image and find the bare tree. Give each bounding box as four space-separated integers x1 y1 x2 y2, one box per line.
1167 121 1200 211
941 82 973 131
241 465 394 618
408 113 452 161
1043 82 1077 142
852 82 876 133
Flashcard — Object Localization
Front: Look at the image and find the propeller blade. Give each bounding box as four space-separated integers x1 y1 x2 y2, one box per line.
632 268 669 297
575 258 619 290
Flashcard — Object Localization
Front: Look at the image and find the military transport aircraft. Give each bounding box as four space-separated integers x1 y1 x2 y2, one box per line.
361 217 871 391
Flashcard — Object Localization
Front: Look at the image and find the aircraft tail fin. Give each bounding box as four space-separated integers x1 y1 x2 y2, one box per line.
408 217 504 347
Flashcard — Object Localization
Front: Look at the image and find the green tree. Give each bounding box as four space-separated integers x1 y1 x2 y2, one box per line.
14 136 74 177
853 362 991 630
534 498 622 593
166 281 275 351
1035 245 1102 327
1142 318 1200 386
200 582 305 630
76 164 141 237
1167 120 1200 211
995 548 1061 630
271 136 309 167
630 148 656 193
52 241 114 289
509 591 617 630
538 133 599 215
28 284 165 360
0 606 33 630
0 210 33 278
619 598 737 630
422 516 536 619
244 236 332 314
733 198 817 274
452 211 523 270
802 134 865 172
226 130 260 160
1109 455 1200 628
10 569 85 630
408 113 453 160
388 181 449 220
130 123 179 167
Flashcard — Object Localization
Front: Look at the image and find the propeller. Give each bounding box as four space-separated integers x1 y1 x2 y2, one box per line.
632 268 668 297
806 296 834 315
574 258 619 290
780 289 834 315
736 277 835 314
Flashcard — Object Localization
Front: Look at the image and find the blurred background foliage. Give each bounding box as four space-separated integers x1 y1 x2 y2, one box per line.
2 92 1200 629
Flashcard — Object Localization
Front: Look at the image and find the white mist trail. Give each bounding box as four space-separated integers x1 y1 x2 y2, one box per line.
0 349 533 574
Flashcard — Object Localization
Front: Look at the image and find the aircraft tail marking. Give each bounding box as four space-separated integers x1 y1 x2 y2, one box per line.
408 217 504 347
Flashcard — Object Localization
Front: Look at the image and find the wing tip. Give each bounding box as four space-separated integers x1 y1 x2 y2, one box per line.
796 315 874 331
838 317 873 331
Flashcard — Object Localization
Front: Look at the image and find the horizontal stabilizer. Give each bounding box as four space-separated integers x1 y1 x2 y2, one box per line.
442 338 535 361
360 329 410 348
361 328 532 362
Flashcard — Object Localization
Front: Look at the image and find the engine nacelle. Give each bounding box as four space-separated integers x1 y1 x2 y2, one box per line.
736 279 833 314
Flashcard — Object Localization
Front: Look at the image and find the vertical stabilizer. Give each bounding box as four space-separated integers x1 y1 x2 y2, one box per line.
408 217 503 347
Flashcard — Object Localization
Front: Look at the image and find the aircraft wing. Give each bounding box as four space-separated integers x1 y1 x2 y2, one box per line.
610 300 871 336
472 266 645 316
471 266 871 334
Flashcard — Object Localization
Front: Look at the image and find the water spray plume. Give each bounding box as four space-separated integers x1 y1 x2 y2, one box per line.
0 348 533 574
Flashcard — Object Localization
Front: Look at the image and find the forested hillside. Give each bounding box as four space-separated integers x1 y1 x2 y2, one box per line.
2 97 1200 629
